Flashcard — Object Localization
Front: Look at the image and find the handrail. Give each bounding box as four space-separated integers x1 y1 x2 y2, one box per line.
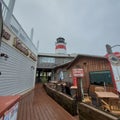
1 0 8 21
1 0 38 55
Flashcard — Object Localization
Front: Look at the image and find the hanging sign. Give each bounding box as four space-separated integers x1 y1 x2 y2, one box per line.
72 68 84 77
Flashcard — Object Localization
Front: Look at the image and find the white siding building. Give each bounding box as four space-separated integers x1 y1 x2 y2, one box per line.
0 0 37 95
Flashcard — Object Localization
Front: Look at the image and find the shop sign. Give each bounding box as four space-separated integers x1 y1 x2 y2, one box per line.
13 37 29 56
2 29 11 40
72 68 84 77
30 53 37 61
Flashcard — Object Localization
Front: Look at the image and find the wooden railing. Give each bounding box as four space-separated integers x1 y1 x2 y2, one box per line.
44 83 77 116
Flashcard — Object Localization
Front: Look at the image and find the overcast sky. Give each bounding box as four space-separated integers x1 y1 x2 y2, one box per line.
6 0 120 55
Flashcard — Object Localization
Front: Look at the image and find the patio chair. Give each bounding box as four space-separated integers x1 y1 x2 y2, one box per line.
95 86 105 92
82 96 92 105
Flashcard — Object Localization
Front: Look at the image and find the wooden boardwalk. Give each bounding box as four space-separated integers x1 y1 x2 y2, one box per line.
17 84 79 120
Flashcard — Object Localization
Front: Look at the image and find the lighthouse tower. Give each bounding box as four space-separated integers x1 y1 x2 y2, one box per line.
55 37 67 54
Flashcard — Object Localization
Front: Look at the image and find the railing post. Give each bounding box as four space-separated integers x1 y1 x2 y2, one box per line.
30 28 34 41
5 0 16 26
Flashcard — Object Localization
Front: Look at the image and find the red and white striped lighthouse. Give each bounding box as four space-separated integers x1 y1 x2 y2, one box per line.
55 37 67 54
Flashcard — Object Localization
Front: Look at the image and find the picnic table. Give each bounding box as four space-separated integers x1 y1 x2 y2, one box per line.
95 91 119 111
95 92 119 99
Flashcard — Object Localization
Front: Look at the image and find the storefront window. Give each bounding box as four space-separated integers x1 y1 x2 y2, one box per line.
40 57 55 63
89 70 113 86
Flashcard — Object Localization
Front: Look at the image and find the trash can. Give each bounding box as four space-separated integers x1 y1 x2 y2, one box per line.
0 95 20 120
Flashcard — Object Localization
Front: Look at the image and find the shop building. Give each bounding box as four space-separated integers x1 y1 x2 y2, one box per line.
37 53 76 83
0 0 37 95
36 37 76 83
53 54 115 94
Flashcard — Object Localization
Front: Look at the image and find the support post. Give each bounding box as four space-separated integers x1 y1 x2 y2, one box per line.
77 77 83 102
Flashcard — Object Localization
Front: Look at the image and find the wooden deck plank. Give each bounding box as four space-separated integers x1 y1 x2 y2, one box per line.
17 84 78 120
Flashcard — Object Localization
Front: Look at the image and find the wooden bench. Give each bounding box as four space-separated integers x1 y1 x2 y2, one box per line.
100 99 120 115
100 99 110 111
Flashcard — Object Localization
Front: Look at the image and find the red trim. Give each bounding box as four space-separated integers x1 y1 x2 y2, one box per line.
109 61 117 93
114 52 120 58
55 45 66 50
105 53 119 93
73 77 77 86
105 52 120 58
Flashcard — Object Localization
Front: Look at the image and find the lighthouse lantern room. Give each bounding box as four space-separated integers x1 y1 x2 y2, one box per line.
55 37 67 54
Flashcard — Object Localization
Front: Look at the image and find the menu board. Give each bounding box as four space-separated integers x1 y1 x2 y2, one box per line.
4 102 19 120
0 116 3 120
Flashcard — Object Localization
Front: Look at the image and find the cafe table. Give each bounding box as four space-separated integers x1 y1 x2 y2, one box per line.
95 92 119 98
95 91 119 106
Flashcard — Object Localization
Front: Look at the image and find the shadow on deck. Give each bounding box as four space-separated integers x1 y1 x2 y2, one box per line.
17 84 78 120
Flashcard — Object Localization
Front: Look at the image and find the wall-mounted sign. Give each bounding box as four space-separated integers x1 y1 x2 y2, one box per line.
72 68 84 77
13 37 29 56
2 29 11 40
30 53 37 61
108 54 119 65
105 52 120 92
